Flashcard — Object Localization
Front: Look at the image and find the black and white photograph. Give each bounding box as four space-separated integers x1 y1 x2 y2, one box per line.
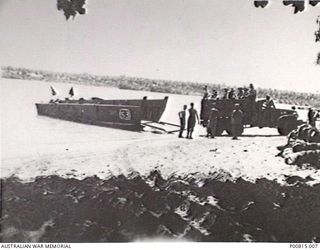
1 0 320 245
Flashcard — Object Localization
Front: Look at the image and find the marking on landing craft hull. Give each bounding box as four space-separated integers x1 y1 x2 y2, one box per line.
119 109 131 120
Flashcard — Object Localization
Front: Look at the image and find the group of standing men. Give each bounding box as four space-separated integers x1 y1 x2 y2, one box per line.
205 104 244 140
178 102 244 140
178 103 199 139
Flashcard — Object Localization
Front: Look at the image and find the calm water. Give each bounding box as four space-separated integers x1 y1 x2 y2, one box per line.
0 78 201 160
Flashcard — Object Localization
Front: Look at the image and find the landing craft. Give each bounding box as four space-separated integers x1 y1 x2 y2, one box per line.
36 96 170 131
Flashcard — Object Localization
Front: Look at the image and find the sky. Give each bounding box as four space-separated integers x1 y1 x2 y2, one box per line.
0 0 319 92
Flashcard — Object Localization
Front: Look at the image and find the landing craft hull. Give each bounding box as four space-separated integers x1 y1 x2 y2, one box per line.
36 97 168 131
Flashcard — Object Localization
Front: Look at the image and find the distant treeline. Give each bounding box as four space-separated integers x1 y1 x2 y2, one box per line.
2 66 319 108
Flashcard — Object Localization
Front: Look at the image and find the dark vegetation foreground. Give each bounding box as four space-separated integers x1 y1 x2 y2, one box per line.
1 171 320 242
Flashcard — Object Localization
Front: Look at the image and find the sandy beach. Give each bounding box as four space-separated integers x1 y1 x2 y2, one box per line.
1 78 320 242
1 78 318 184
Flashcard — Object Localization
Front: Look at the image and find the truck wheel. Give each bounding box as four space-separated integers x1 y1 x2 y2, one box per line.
277 124 290 136
277 115 298 136
278 123 298 136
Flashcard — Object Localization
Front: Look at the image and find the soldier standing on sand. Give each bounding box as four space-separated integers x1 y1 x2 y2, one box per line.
231 104 244 140
201 85 209 118
207 108 219 138
315 110 320 126
187 103 200 139
178 105 187 138
308 108 316 127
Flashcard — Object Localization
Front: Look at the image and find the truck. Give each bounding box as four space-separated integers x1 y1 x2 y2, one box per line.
200 98 303 136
